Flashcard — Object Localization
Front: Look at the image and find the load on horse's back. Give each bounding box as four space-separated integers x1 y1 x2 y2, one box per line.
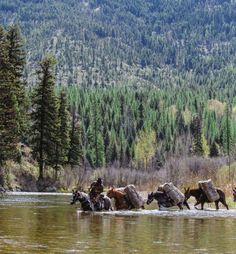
147 183 190 210
184 179 229 210
107 185 144 210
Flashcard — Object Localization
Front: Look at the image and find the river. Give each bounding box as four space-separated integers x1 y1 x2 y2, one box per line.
0 193 235 253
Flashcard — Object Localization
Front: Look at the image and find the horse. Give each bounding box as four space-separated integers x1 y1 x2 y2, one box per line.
71 190 94 211
106 187 132 210
184 187 229 210
93 194 113 211
70 190 112 211
0 187 6 197
232 188 236 202
146 191 190 210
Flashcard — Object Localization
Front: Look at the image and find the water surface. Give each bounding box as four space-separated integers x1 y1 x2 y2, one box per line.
0 193 235 253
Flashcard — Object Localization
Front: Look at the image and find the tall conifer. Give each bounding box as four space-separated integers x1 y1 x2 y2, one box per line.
68 104 83 166
0 26 20 165
7 24 28 139
31 56 58 179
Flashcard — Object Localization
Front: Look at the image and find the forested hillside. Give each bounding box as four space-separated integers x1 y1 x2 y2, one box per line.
1 0 236 87
1 2 236 190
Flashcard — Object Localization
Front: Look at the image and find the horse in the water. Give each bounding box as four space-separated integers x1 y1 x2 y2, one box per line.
106 187 132 210
184 187 229 210
71 190 94 211
233 188 236 202
70 190 112 211
146 191 190 210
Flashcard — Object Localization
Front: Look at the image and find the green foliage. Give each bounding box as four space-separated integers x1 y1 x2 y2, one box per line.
2 18 236 174
56 91 70 164
221 103 233 155
68 105 83 166
86 99 105 168
6 24 28 139
190 115 205 157
2 1 236 89
134 129 156 170
31 56 59 178
0 26 21 165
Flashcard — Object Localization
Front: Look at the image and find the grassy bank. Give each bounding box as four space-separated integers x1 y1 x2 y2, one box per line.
1 154 236 196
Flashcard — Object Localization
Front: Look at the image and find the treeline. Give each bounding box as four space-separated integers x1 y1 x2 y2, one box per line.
1 24 236 183
67 85 236 170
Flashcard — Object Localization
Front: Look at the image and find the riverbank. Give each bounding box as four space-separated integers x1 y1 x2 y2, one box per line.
1 153 236 196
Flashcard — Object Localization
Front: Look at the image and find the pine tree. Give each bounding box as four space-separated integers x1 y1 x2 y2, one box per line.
86 99 105 168
31 56 59 179
209 142 219 157
58 91 70 161
221 102 233 182
137 98 144 130
0 26 20 165
190 115 205 156
68 104 83 166
7 24 28 139
54 90 70 177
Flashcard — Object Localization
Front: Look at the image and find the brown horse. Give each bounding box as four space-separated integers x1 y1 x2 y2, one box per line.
184 187 229 210
106 187 131 210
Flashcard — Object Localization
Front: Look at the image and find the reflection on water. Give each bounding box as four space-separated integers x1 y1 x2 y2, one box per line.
0 194 235 253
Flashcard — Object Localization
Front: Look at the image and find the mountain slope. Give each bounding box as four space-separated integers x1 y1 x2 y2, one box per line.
1 0 236 86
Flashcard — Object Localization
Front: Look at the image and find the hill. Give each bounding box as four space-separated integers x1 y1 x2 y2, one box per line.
1 0 236 87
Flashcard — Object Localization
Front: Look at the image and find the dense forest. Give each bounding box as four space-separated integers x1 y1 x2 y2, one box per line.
1 0 236 88
0 24 236 181
1 1 236 190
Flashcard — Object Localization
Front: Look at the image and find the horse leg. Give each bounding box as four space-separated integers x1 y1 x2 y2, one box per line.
183 200 190 210
194 200 201 210
200 202 204 210
215 200 219 210
220 198 229 210
177 203 183 210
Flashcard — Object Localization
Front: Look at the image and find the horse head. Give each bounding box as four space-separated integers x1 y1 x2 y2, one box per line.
146 192 154 205
184 187 191 201
106 187 114 198
70 189 84 205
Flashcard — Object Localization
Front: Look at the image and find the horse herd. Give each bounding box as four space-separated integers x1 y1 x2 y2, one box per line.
70 186 230 212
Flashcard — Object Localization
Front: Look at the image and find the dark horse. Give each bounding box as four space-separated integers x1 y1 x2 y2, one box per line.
233 188 236 202
147 191 190 210
70 190 112 211
184 187 229 210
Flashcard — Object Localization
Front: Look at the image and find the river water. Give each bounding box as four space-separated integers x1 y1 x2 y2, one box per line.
0 193 235 254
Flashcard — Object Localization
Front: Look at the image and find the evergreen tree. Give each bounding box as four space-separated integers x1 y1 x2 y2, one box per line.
7 24 28 139
209 142 219 157
190 115 205 156
54 90 70 176
0 26 20 165
68 104 82 166
31 56 58 179
222 103 232 155
87 99 105 168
